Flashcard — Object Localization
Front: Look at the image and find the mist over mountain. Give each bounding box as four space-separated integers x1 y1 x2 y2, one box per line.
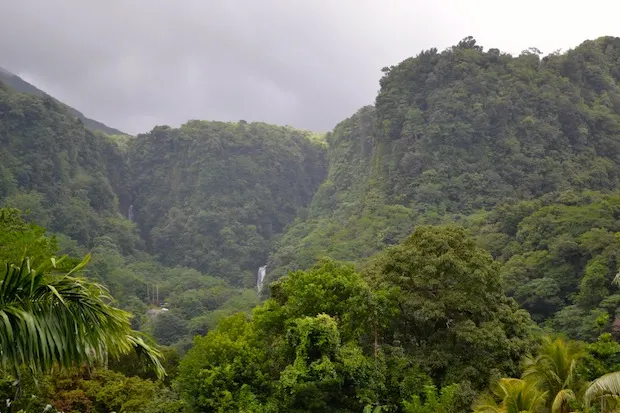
4 36 620 412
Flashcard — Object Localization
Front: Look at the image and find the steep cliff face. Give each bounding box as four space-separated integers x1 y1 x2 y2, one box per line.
127 120 327 285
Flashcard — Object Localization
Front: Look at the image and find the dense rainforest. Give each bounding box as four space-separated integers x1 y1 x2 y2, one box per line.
4 36 620 412
270 36 620 273
129 121 326 285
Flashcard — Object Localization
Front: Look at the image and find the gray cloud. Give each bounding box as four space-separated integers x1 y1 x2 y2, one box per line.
1 0 619 135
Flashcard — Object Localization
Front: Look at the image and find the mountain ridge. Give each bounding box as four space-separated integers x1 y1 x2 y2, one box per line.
5 35 620 412
0 65 125 135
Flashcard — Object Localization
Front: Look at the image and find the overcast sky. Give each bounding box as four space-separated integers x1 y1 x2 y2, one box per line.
1 0 620 135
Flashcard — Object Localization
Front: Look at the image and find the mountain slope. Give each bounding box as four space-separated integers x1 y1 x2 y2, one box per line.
270 36 620 279
374 36 620 210
0 66 124 135
0 80 133 248
0 79 305 349
467 189 620 340
0 75 328 287
127 121 327 286
268 106 416 280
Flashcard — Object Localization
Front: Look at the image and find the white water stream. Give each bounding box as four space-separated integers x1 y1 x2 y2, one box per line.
257 265 267 292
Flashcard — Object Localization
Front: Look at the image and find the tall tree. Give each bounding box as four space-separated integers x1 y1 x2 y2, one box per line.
365 226 537 389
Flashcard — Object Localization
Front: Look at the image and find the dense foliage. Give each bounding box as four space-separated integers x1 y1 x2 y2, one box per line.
0 80 133 248
375 36 620 211
470 190 620 341
179 227 537 412
0 78 326 347
0 67 124 135
7 35 620 412
271 36 620 279
365 226 536 389
268 106 416 280
128 121 326 285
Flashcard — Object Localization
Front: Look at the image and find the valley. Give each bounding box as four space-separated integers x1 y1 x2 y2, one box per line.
3 36 620 412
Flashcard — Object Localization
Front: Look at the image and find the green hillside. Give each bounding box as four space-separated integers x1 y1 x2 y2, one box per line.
0 79 328 350
271 36 620 279
0 66 124 135
469 190 620 340
0 80 132 247
126 121 327 286
5 35 620 413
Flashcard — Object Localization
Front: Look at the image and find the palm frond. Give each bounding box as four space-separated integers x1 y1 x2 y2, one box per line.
552 389 575 413
472 394 503 413
522 335 583 410
474 378 547 413
0 255 164 378
585 371 620 409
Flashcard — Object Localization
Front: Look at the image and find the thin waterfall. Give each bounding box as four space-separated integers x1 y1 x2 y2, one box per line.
128 204 134 222
257 265 267 292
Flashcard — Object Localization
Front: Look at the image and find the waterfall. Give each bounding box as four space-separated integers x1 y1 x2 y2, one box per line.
128 204 134 222
257 265 267 292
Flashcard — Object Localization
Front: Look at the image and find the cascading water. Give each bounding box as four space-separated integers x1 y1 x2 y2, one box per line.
257 265 267 292
128 204 134 222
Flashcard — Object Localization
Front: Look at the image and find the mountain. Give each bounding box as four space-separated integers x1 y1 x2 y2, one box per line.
268 37 620 348
0 80 132 247
268 36 620 340
6 36 620 341
127 121 327 286
270 36 620 278
5 35 620 412
0 66 124 135
0 79 326 348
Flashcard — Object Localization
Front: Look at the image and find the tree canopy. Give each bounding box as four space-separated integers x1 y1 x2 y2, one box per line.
6 36 620 412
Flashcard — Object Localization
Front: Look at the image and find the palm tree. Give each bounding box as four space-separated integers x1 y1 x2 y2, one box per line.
584 371 620 412
522 336 584 413
473 378 548 413
0 254 164 379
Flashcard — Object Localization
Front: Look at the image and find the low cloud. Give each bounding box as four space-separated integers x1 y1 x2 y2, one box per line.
1 0 618 134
